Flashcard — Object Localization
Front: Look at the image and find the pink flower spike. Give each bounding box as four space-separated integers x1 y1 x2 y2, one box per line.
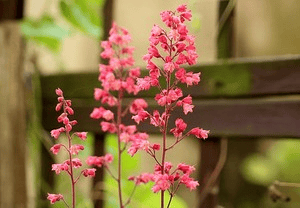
47 193 63 204
83 168 96 177
75 132 88 140
55 88 63 97
50 144 63 155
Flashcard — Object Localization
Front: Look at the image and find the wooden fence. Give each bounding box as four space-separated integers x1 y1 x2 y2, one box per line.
39 1 300 207
1 0 300 207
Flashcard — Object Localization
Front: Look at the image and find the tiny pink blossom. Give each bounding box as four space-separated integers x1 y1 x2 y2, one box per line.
130 99 148 114
104 153 114 164
100 121 117 133
86 156 104 167
70 145 85 155
83 168 96 177
47 193 63 204
189 127 209 139
55 88 63 97
50 127 65 139
180 174 199 191
50 144 62 155
151 143 160 151
152 174 170 193
52 163 69 174
132 110 149 124
177 163 195 174
75 132 88 140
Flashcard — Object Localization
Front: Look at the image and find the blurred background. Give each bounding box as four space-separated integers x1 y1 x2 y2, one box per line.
1 0 300 207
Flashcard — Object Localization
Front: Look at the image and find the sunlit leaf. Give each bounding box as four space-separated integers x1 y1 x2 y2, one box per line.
21 15 68 53
240 154 279 186
59 0 102 38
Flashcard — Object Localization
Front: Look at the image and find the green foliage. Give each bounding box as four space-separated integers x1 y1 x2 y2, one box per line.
240 139 300 207
59 0 103 38
21 0 104 53
103 134 188 208
21 15 69 53
240 153 279 186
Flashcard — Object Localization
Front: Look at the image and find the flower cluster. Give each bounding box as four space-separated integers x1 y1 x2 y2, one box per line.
48 88 96 206
129 162 198 193
129 4 209 205
88 23 152 207
90 23 150 157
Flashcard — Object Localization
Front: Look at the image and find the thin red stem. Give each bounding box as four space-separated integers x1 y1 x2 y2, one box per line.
117 89 124 208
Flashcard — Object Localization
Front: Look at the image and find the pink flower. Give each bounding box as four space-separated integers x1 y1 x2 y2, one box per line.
86 156 105 167
129 173 153 185
102 110 114 121
52 163 69 174
177 4 187 12
100 122 117 133
70 145 85 155
63 158 82 168
129 67 141 78
130 99 148 114
104 153 114 164
189 127 209 139
75 132 88 140
180 174 199 191
83 168 96 177
151 143 160 151
170 118 187 137
47 193 63 204
50 144 62 155
177 163 195 174
132 110 149 124
152 174 171 193
50 127 65 139
55 88 63 97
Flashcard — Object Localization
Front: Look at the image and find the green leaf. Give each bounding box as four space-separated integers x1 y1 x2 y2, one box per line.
74 0 103 28
59 0 102 38
240 154 279 186
21 15 68 53
32 37 61 53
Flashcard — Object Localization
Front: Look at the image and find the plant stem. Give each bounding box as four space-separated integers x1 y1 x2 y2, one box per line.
117 90 124 208
67 131 75 208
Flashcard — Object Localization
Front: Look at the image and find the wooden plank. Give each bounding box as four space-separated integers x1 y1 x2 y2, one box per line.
0 21 27 208
42 95 300 138
40 54 300 102
0 0 24 21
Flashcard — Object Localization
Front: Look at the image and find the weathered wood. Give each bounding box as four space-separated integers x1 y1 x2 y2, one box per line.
42 95 300 138
40 54 300 103
199 1 235 206
0 21 27 208
0 0 24 21
93 134 105 208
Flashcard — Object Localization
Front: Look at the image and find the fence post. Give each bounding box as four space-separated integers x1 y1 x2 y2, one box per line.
199 1 235 207
0 21 27 208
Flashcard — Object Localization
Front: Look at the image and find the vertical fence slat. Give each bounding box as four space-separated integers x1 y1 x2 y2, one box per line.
0 21 27 208
199 1 235 207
